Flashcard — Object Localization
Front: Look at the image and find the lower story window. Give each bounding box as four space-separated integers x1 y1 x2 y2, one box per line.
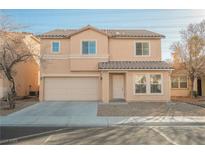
134 74 162 94
135 75 146 93
171 76 188 89
135 84 146 93
171 77 179 88
150 74 162 93
179 76 188 88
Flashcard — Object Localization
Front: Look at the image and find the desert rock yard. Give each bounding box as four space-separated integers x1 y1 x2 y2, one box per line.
0 98 38 116
98 101 205 116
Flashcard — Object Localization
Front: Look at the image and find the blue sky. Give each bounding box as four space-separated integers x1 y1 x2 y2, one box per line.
1 9 205 60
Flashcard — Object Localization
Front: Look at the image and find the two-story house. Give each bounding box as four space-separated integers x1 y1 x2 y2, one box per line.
38 25 172 103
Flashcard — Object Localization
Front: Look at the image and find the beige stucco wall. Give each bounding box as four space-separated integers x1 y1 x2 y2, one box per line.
41 59 70 74
70 29 108 56
70 29 109 71
0 58 39 98
13 57 39 96
109 38 161 61
40 29 162 74
70 58 108 71
101 71 109 103
171 89 190 97
41 38 70 56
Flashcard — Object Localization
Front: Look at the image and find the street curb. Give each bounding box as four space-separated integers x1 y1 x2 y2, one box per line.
0 127 69 145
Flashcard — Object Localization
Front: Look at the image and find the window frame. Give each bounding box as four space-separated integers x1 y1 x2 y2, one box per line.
81 40 97 56
134 41 150 57
171 76 179 89
133 73 163 95
51 41 60 53
171 76 188 89
134 74 147 94
150 74 162 94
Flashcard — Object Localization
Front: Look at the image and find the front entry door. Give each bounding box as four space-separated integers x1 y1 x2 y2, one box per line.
112 75 125 99
197 78 202 96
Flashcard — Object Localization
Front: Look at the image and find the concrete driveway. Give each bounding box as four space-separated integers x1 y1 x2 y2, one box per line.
1 101 205 127
0 102 126 127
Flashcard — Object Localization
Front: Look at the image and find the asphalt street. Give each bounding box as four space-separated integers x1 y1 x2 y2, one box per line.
0 126 65 142
2 124 205 145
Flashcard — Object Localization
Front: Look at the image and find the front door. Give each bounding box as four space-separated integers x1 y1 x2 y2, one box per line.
112 75 124 99
197 78 202 96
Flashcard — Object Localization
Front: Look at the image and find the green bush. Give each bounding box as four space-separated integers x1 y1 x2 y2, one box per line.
192 91 198 98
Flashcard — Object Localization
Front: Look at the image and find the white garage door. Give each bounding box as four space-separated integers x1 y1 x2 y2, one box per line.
44 77 99 101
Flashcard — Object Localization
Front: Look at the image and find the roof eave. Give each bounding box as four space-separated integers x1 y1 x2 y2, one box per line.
98 68 174 71
37 35 68 39
109 35 165 39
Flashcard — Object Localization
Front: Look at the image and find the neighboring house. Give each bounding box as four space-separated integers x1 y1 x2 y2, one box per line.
38 25 173 103
171 51 205 97
0 33 40 99
0 74 7 99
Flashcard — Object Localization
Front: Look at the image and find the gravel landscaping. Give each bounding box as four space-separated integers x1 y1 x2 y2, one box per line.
0 97 38 116
97 101 205 116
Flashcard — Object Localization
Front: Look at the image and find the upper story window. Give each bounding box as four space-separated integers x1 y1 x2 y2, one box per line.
135 42 149 56
82 40 96 55
52 42 60 53
171 76 188 89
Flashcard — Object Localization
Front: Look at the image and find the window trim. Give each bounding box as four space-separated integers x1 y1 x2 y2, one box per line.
171 76 179 89
134 74 147 94
51 41 61 53
80 40 97 56
133 73 163 95
171 76 188 89
134 41 151 57
150 74 163 94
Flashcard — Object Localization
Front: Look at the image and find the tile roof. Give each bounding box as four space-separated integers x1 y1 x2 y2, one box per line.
98 61 173 70
38 25 165 38
104 29 165 38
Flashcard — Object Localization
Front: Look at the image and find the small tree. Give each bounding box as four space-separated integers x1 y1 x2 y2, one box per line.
0 15 37 109
171 20 205 97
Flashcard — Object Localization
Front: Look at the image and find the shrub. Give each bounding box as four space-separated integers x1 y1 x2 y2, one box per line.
192 91 198 98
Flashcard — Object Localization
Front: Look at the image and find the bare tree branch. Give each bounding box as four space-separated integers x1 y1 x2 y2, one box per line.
171 20 205 98
0 15 38 109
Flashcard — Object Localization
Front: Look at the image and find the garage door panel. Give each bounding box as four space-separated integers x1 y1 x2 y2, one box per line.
44 77 99 101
